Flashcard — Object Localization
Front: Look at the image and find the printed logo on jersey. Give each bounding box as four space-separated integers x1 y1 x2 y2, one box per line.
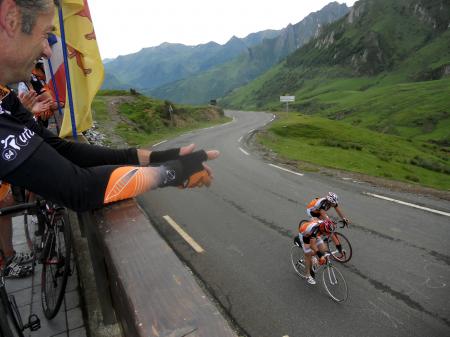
1 127 35 162
0 104 12 115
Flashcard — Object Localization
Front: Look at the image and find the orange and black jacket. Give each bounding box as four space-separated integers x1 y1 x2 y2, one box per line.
0 86 139 211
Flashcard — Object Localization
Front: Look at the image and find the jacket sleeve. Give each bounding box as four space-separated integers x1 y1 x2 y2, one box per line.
4 141 119 212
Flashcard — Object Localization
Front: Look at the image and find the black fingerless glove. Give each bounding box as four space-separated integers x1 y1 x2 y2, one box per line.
149 148 180 164
158 150 208 187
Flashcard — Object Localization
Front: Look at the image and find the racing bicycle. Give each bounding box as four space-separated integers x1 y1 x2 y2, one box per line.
299 218 353 263
0 197 72 320
290 243 348 302
0 250 40 337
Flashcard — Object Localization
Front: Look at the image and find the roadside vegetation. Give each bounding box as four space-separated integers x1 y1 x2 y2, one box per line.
258 113 449 190
91 90 230 146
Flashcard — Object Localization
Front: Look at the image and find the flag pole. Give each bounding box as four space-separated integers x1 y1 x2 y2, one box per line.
47 59 63 134
58 4 78 140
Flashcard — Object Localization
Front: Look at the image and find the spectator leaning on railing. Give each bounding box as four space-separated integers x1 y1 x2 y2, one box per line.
0 0 220 276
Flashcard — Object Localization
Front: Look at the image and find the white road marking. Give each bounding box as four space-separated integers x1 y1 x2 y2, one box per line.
248 129 255 134
163 215 205 253
238 136 243 143
152 140 167 147
363 192 450 217
239 147 250 156
269 164 304 177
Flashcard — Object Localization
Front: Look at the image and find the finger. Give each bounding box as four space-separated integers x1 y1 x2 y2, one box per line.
185 171 212 188
206 150 220 160
180 143 195 156
202 163 213 178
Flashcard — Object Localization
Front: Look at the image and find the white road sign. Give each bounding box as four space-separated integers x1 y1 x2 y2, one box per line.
280 96 295 102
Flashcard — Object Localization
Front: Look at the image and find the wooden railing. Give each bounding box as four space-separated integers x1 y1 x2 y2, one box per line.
74 199 237 337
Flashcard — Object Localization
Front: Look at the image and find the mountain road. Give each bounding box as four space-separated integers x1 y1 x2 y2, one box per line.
138 110 450 337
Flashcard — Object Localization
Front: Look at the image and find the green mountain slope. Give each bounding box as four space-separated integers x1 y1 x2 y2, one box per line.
102 30 280 91
223 0 450 145
148 2 350 104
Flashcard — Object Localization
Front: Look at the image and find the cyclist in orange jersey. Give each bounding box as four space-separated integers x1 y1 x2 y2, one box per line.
296 218 335 285
306 192 350 224
306 192 350 259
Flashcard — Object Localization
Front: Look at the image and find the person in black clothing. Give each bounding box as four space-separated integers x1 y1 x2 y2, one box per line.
0 0 219 277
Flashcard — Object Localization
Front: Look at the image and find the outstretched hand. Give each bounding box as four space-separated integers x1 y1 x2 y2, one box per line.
158 149 220 188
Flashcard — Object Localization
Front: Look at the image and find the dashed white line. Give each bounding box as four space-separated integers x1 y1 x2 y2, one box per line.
238 136 243 143
163 215 205 253
269 164 304 177
363 192 450 217
152 140 167 147
239 147 250 156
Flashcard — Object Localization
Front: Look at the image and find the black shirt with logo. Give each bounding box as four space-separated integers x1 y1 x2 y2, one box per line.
0 87 140 211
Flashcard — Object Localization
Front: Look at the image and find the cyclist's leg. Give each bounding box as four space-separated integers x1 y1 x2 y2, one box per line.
0 190 33 278
0 191 15 259
301 236 314 277
316 237 327 254
331 233 343 253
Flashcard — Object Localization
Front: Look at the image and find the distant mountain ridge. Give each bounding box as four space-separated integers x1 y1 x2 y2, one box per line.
148 1 350 104
102 30 280 91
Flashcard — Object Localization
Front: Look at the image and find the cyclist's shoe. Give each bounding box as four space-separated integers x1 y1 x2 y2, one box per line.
293 236 302 247
335 251 346 260
3 262 33 278
11 251 34 265
306 276 316 285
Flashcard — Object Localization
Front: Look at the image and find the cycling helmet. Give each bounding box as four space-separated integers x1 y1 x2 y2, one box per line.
326 192 339 205
319 219 335 234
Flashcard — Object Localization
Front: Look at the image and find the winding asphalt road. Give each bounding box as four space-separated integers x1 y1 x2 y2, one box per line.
138 110 450 337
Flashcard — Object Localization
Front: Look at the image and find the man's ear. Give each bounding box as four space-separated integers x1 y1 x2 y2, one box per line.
0 0 21 37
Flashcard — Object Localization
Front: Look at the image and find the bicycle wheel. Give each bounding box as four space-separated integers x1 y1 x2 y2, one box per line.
41 210 72 319
290 245 308 278
327 232 352 263
322 265 348 302
0 288 24 337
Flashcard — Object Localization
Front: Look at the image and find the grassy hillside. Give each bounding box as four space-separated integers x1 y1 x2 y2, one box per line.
259 114 449 190
222 0 450 190
91 90 229 146
223 0 450 143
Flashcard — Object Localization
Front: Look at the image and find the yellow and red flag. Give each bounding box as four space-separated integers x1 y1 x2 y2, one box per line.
51 0 104 138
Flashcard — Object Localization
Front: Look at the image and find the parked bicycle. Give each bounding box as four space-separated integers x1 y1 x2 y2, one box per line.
0 250 40 337
0 197 72 320
290 243 348 302
299 218 352 263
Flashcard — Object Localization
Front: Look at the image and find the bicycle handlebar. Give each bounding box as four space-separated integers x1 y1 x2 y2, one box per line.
336 219 349 228
0 201 40 216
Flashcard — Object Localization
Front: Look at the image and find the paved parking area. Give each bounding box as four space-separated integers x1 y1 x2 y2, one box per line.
4 216 87 337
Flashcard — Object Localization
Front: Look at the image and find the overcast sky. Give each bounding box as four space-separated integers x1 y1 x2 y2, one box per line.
89 0 357 59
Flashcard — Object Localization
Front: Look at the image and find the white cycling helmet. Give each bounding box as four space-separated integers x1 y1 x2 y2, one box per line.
326 192 339 205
